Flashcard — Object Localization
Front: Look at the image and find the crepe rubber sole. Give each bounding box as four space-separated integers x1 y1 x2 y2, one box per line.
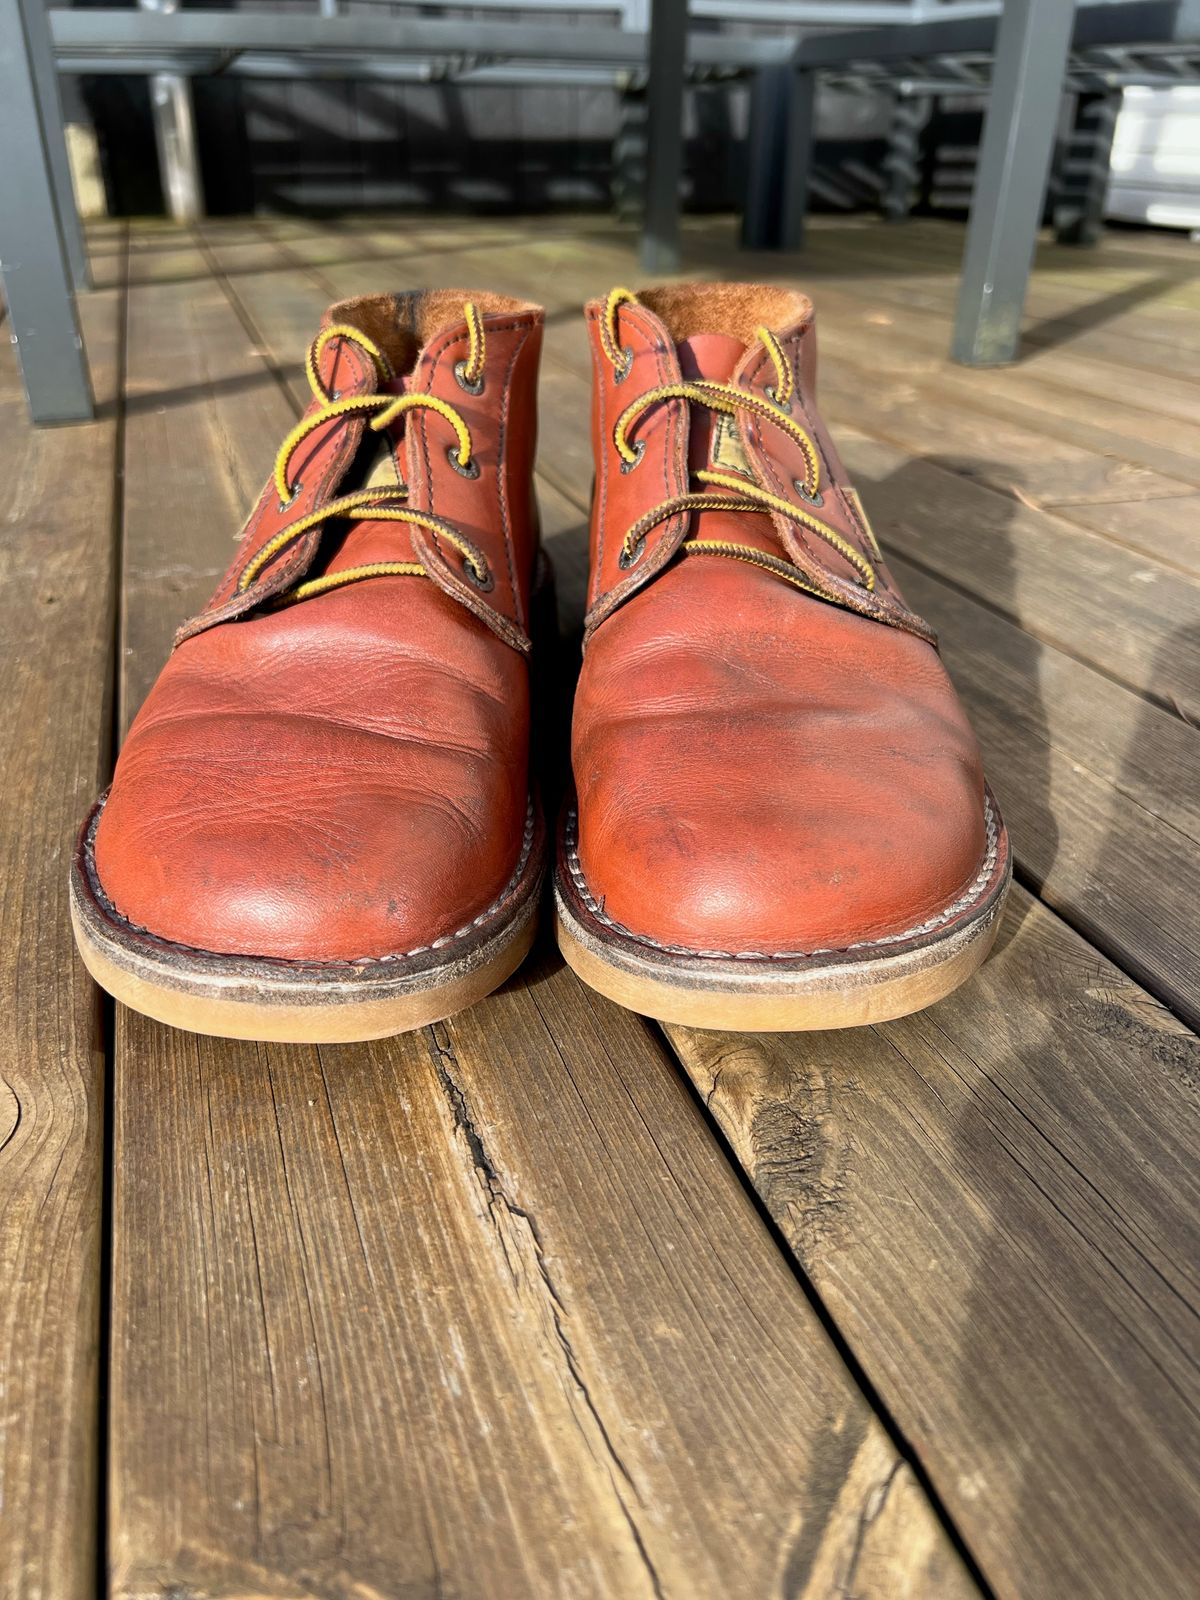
71 796 545 1043
555 790 1011 1032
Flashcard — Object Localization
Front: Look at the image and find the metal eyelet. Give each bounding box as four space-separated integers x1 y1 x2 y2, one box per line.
617 535 646 570
766 385 792 413
613 347 633 384
465 561 494 592
454 359 485 396
618 438 646 474
447 446 480 478
793 478 823 507
277 479 303 513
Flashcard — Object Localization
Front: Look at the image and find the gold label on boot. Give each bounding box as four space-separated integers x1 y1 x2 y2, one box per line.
710 413 753 479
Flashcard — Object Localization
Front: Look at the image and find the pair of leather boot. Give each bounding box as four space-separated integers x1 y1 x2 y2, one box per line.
71 284 1010 1041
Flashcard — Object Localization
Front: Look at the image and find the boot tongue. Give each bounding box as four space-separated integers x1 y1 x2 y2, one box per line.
675 331 777 555
322 372 417 575
678 333 746 385
677 334 753 484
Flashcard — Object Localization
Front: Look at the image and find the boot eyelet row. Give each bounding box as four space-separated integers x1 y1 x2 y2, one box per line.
793 478 823 508
278 480 303 513
766 385 793 413
465 561 495 592
453 360 486 396
618 439 646 474
613 348 634 384
447 446 481 479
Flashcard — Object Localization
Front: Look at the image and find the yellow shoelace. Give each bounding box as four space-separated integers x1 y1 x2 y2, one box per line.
601 286 878 598
241 312 491 606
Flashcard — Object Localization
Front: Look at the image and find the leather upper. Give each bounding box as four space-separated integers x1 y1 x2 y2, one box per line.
572 284 988 956
95 292 543 962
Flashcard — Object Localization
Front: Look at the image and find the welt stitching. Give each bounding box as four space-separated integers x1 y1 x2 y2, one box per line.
563 798 1002 961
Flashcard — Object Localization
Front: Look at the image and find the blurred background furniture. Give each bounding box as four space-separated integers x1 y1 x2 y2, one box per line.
764 1 1200 362
3 0 1200 421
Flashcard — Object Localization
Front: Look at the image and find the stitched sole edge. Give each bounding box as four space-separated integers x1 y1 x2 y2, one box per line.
553 789 1011 1031
70 795 546 1043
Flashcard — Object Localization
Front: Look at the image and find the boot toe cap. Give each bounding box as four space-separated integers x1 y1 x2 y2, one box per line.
574 762 988 958
94 713 524 964
571 609 989 959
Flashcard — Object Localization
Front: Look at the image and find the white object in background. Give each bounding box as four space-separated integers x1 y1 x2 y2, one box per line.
1107 86 1200 230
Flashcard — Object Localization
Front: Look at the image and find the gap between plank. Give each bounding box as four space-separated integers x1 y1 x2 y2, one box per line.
604 1002 1001 1600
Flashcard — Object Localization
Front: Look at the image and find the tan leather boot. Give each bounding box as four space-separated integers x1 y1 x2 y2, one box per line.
72 292 546 1042
556 283 1010 1030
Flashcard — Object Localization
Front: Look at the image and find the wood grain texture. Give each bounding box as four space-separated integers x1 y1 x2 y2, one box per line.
891 553 1200 1026
0 230 124 1600
112 964 975 1599
839 427 1200 712
108 229 972 1598
664 891 1200 1600
17 211 1193 1600
798 217 1200 368
252 210 1200 1597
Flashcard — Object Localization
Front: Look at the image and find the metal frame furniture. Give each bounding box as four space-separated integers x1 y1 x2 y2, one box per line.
0 0 93 421
8 0 795 421
5 2 1200 421
751 0 1200 363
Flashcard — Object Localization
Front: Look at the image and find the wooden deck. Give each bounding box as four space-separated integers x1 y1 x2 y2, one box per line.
3 212 1199 1600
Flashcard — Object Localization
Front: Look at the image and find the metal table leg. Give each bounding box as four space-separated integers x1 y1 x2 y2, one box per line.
640 0 687 274
143 0 203 223
743 65 789 249
614 81 647 222
741 64 814 252
18 0 89 292
881 90 932 223
950 0 1075 366
1054 88 1121 245
0 0 93 422
778 68 815 250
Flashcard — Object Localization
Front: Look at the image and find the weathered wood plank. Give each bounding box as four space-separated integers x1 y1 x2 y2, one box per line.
109 227 973 1598
796 287 1200 486
664 890 1200 1600
1039 491 1200 577
840 426 1200 710
891 552 1200 1026
813 275 1200 431
0 232 124 1600
797 217 1200 366
189 216 1200 1600
115 968 974 1597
